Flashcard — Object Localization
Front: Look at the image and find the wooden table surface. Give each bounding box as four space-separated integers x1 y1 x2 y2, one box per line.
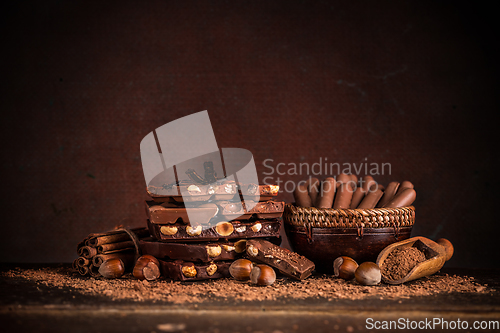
1 264 499 333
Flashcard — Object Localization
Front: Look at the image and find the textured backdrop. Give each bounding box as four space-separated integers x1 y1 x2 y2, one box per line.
1 0 498 267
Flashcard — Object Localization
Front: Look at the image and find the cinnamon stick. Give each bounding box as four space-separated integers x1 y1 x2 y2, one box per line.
78 246 98 259
86 228 149 247
97 240 135 253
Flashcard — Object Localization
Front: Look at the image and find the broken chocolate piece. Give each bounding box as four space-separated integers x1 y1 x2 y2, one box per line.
147 219 282 242
145 201 219 224
159 259 231 281
140 238 242 262
140 237 282 263
245 239 315 280
239 184 280 202
219 200 285 220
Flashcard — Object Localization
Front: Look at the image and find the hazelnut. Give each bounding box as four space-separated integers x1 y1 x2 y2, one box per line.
133 255 160 281
224 184 235 193
355 262 381 286
221 244 235 252
229 258 254 281
186 225 202 236
250 264 276 286
181 265 197 278
247 244 259 257
160 226 178 236
235 226 247 233
436 238 454 261
98 258 125 278
187 184 201 193
206 263 217 276
234 240 247 253
250 223 262 233
207 185 218 194
215 221 234 237
206 245 222 258
333 256 358 280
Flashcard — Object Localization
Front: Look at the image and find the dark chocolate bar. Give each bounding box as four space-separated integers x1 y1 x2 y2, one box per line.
140 238 244 262
140 237 282 263
147 218 282 242
159 259 231 281
245 239 315 280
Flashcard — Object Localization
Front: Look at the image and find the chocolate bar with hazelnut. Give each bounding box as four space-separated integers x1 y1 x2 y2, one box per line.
140 237 282 263
239 184 280 202
159 259 231 281
147 218 282 242
147 181 239 203
145 200 284 224
218 200 285 220
245 239 315 280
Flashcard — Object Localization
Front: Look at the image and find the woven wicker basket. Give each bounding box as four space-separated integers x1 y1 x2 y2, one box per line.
283 204 416 272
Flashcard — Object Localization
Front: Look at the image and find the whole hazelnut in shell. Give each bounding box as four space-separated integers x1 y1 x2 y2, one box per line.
333 256 358 280
133 255 160 281
250 264 276 286
99 258 125 279
229 258 254 281
355 262 381 286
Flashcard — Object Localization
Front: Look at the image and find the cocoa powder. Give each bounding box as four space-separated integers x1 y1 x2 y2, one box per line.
381 247 426 281
1 265 493 304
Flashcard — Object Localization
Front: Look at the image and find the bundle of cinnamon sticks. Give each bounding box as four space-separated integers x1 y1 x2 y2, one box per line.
73 227 150 277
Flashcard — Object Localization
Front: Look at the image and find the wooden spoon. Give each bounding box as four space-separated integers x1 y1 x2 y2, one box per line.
376 236 453 284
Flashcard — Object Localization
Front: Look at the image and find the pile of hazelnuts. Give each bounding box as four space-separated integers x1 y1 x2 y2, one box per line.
334 256 381 285
229 259 276 286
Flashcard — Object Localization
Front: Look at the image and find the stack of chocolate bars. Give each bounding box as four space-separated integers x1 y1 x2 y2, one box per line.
141 181 285 281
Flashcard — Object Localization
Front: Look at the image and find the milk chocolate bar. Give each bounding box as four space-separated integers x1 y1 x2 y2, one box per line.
245 239 315 280
159 259 231 281
147 181 239 203
145 200 284 224
218 200 285 220
145 201 219 224
239 184 280 201
147 218 282 242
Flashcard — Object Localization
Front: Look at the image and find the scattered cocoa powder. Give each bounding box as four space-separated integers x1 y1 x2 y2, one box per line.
1 265 493 304
381 247 426 281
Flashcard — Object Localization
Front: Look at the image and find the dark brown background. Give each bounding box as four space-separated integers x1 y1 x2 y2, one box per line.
1 1 498 268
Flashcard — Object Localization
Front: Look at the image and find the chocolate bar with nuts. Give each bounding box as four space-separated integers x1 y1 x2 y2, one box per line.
245 239 315 280
145 200 284 224
218 200 285 220
147 181 239 203
145 201 219 224
239 184 280 202
147 218 282 242
140 237 282 263
159 259 231 281
140 238 245 262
